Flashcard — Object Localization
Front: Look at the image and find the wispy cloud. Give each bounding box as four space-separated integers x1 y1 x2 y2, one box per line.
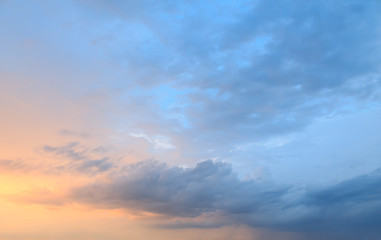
42 142 113 174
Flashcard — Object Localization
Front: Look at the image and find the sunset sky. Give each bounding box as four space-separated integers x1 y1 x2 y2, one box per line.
1 0 381 239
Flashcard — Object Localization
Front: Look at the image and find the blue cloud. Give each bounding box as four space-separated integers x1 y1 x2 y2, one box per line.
1 0 380 152
70 0 381 152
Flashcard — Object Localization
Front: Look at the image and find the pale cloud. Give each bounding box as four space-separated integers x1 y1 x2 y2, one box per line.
129 133 175 150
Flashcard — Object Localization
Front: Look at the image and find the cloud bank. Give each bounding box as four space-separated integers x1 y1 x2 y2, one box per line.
71 160 381 239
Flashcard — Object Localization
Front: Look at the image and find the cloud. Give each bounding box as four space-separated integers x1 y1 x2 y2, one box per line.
44 142 86 161
69 0 381 155
71 160 287 218
2 0 380 159
129 132 175 150
42 142 113 174
70 160 381 239
59 129 90 138
0 142 113 175
295 168 381 231
0 159 31 172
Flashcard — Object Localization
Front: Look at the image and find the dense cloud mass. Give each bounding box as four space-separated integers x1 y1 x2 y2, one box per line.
72 160 381 239
72 160 286 218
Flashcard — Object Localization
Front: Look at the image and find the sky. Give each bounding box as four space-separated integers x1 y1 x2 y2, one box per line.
0 0 381 239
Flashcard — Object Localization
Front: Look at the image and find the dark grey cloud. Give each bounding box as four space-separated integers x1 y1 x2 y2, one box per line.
71 160 381 239
294 169 381 231
72 160 288 217
268 168 381 240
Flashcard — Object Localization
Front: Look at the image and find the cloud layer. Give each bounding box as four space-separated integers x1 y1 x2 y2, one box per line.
71 160 381 239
